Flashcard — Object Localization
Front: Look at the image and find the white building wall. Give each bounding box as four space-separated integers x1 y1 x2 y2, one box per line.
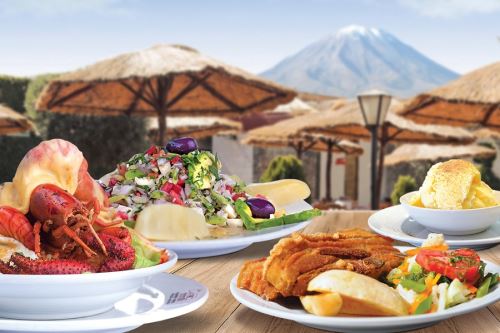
212 135 253 184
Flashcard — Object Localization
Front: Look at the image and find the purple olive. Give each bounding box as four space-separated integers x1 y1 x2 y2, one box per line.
165 137 198 154
247 198 275 219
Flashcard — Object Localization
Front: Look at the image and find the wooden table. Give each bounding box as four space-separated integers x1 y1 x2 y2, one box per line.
135 211 500 333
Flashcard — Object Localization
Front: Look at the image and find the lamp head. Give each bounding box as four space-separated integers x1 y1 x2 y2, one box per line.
357 89 392 127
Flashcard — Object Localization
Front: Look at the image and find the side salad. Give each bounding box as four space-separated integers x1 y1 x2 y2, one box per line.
387 234 498 315
100 137 320 236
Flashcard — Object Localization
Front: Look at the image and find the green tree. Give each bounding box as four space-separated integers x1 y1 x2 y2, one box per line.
260 155 307 183
391 175 418 205
24 73 59 137
0 75 29 113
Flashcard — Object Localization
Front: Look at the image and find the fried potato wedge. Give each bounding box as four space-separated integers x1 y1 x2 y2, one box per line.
305 270 409 316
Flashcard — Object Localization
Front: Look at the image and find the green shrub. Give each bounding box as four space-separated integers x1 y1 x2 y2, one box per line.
46 114 149 178
474 142 500 190
260 155 307 183
24 73 59 137
0 135 42 182
391 175 417 205
0 75 29 113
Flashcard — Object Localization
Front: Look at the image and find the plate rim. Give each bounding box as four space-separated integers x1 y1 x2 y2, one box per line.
368 205 500 246
230 246 500 328
155 200 313 248
0 273 209 331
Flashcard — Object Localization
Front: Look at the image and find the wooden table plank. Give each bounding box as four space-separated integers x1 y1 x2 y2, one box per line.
136 210 500 333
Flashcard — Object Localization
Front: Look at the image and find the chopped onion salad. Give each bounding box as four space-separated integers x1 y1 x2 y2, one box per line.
101 137 320 231
387 234 498 315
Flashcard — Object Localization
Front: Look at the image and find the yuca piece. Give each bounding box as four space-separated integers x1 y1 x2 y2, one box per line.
135 204 209 240
244 179 311 207
303 270 409 316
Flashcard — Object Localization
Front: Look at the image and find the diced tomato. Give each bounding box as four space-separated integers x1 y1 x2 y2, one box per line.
170 156 182 165
225 185 234 192
116 211 129 220
169 191 184 206
416 248 481 283
108 177 118 187
177 178 185 186
161 182 173 193
232 192 246 201
146 145 158 155
171 184 182 194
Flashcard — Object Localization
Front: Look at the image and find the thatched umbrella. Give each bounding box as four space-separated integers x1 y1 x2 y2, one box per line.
384 144 496 166
147 116 241 140
242 116 363 201
396 61 500 129
300 99 476 204
0 104 35 135
36 44 295 144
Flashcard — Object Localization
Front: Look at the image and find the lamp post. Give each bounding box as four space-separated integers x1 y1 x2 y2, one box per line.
357 90 392 210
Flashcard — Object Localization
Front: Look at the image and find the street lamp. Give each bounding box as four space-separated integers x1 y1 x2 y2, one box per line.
357 90 392 210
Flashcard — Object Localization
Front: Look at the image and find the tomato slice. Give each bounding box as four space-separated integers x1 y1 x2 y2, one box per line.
416 248 481 284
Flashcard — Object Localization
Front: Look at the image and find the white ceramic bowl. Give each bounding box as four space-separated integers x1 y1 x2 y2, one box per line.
400 191 500 236
0 251 177 320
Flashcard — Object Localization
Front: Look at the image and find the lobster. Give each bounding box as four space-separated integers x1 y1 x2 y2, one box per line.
0 227 135 274
29 183 107 258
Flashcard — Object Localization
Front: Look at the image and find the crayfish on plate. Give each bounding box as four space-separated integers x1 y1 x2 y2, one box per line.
0 139 166 274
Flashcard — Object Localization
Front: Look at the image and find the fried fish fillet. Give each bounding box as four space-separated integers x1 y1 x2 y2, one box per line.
237 229 403 300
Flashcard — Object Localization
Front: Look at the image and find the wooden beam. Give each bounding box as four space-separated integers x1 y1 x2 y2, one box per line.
120 81 157 108
47 83 93 109
165 72 212 109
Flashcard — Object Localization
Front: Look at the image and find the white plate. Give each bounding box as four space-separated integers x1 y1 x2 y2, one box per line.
0 273 208 333
230 247 500 333
369 205 500 250
156 200 313 259
0 251 178 320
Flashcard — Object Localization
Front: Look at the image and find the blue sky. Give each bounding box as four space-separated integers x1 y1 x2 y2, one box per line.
0 0 499 77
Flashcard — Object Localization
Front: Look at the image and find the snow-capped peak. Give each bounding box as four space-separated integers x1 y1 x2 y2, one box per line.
336 25 381 38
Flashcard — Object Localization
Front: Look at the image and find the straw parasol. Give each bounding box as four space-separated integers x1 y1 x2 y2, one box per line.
242 116 363 201
147 116 241 140
384 144 496 166
396 61 500 129
0 104 35 135
299 99 476 203
36 44 296 144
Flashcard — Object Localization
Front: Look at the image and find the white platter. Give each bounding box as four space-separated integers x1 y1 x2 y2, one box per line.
0 273 208 333
369 205 500 250
0 251 178 320
230 247 500 333
156 200 313 259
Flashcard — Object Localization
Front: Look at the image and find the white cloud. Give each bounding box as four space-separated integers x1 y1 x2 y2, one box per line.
400 0 500 18
0 0 130 16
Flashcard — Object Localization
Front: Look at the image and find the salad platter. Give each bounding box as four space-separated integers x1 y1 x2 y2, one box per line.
100 137 320 258
0 273 208 333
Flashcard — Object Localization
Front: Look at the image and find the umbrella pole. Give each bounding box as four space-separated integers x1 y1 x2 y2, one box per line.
157 110 167 145
376 142 386 205
376 126 388 206
325 140 333 201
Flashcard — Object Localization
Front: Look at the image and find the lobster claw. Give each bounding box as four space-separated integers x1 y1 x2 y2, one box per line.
0 206 35 251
